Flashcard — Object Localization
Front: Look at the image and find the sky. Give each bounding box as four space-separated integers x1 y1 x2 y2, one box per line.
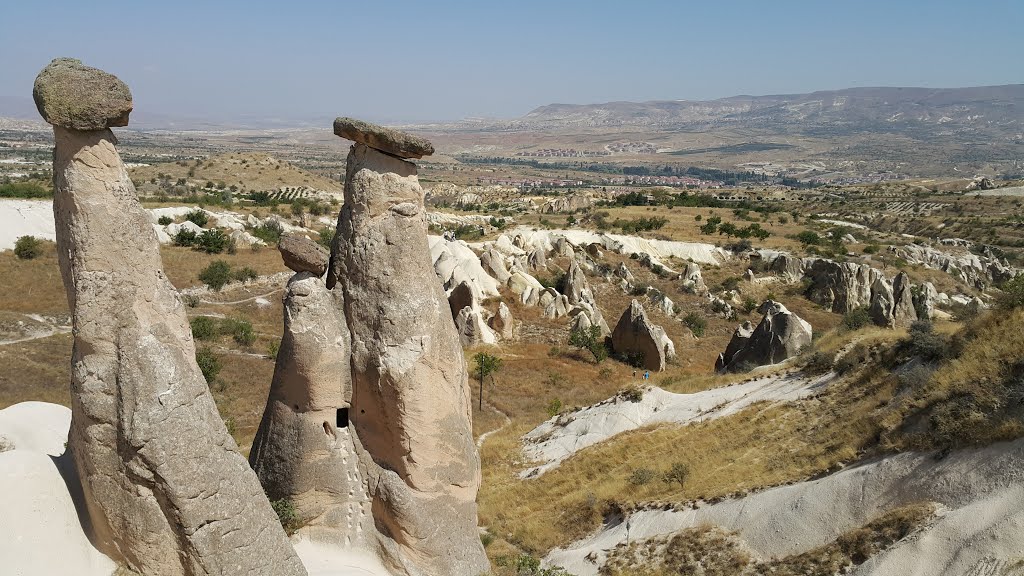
1 0 1021 125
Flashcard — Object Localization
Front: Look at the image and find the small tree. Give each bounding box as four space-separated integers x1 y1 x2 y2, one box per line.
195 347 221 384
664 462 690 490
569 324 608 363
14 235 43 260
198 260 232 291
472 352 503 410
184 209 209 227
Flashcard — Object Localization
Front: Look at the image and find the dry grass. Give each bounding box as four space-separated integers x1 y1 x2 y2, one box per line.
130 152 341 194
0 332 72 409
600 502 935 576
161 244 288 289
477 324 905 559
0 242 68 315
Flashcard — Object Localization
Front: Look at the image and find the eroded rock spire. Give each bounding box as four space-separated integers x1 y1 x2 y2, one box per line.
35 57 305 576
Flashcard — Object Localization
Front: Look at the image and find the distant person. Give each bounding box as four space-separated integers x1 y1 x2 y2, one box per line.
644 370 650 380
632 370 637 378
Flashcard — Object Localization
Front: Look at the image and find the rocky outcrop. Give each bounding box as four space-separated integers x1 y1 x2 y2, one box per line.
680 262 707 294
38 60 304 575
716 301 812 373
328 124 487 575
889 243 1015 290
611 299 675 372
804 259 885 314
249 273 372 547
913 281 938 319
490 302 515 339
333 116 434 159
770 253 804 281
564 259 593 305
480 248 512 283
528 247 547 271
279 232 329 275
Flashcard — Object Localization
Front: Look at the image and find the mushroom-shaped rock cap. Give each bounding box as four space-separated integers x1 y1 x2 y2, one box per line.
333 116 434 159
278 233 329 276
33 58 133 130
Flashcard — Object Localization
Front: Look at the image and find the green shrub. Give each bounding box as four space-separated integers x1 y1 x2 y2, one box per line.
742 297 758 314
198 260 232 291
628 467 656 486
226 318 256 346
998 274 1024 310
720 276 742 292
803 350 835 375
546 398 563 418
0 182 50 198
318 226 335 248
184 209 209 227
906 320 948 361
14 235 43 260
157 215 173 225
251 220 284 245
195 229 232 254
195 347 221 383
173 228 197 247
232 266 258 283
189 316 218 340
842 307 872 330
682 312 707 338
268 339 280 359
270 498 299 535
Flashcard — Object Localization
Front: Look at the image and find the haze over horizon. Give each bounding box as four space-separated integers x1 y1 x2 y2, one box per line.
2 0 1022 126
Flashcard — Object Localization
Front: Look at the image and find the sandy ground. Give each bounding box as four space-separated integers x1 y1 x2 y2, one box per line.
546 436 1024 576
0 402 395 575
520 369 836 478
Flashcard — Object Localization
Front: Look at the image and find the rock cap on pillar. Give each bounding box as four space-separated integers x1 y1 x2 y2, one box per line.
333 116 434 159
278 233 329 275
33 58 133 130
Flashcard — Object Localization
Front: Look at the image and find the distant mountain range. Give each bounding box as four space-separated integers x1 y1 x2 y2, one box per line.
513 86 1024 138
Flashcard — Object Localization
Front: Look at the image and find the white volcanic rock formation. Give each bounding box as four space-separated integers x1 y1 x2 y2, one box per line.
36 58 305 575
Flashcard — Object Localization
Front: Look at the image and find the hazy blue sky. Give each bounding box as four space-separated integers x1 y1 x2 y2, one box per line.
2 0 1021 124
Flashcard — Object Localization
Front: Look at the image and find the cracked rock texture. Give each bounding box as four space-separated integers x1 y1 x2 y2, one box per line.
41 59 304 576
716 300 812 373
50 125 305 576
34 58 133 130
329 142 488 576
611 299 675 372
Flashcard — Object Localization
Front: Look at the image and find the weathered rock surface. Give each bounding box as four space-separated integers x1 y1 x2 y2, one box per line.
480 248 512 283
804 259 885 313
716 300 812 373
279 232 330 275
889 243 1015 290
681 262 707 295
770 253 804 281
455 305 498 345
333 117 434 159
490 301 515 339
329 141 488 575
33 58 132 130
249 274 373 547
611 299 675 372
528 247 547 271
45 65 304 574
448 280 476 319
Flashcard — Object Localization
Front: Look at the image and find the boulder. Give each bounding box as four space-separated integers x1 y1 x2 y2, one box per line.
454 306 498 346
769 253 803 281
489 302 515 340
743 269 756 282
869 276 897 328
714 321 754 372
333 116 434 159
33 58 132 130
543 293 571 319
611 299 675 372
681 262 707 295
528 247 547 271
249 274 372 547
480 248 512 283
279 232 329 276
328 139 488 576
716 301 812 373
564 259 594 306
554 236 575 258
913 281 938 319
615 262 635 283
891 272 919 326
42 59 304 575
